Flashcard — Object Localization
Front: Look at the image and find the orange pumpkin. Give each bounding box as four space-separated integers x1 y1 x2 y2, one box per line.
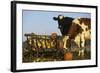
64 52 73 60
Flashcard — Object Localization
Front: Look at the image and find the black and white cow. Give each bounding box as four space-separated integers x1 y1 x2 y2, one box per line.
53 15 91 57
53 15 74 48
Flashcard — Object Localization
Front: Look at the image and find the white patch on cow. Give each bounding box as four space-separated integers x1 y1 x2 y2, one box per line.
81 31 85 47
72 18 80 25
73 18 89 31
63 36 69 49
59 15 64 20
80 23 88 31
84 29 91 39
74 33 81 48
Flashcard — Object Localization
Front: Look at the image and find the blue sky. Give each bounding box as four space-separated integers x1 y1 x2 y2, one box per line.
22 10 91 41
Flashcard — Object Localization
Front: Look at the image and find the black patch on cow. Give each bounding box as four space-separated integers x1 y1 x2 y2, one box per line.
79 18 91 29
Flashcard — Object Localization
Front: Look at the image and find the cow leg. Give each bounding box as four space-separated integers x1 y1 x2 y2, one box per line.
80 32 85 57
77 43 81 57
74 34 81 57
63 36 69 50
81 49 85 57
63 36 67 49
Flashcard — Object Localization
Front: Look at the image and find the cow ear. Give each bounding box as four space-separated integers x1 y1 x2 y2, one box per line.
53 17 58 20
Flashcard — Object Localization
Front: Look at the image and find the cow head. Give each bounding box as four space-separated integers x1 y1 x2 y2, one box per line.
53 15 74 36
53 15 64 29
53 15 64 20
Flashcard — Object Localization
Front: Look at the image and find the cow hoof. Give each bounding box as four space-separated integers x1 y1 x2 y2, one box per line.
78 54 81 57
77 55 81 59
64 48 68 50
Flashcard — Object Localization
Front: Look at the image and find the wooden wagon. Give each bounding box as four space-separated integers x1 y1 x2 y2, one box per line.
23 33 65 62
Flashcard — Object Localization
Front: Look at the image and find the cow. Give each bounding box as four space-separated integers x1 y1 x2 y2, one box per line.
53 15 91 57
